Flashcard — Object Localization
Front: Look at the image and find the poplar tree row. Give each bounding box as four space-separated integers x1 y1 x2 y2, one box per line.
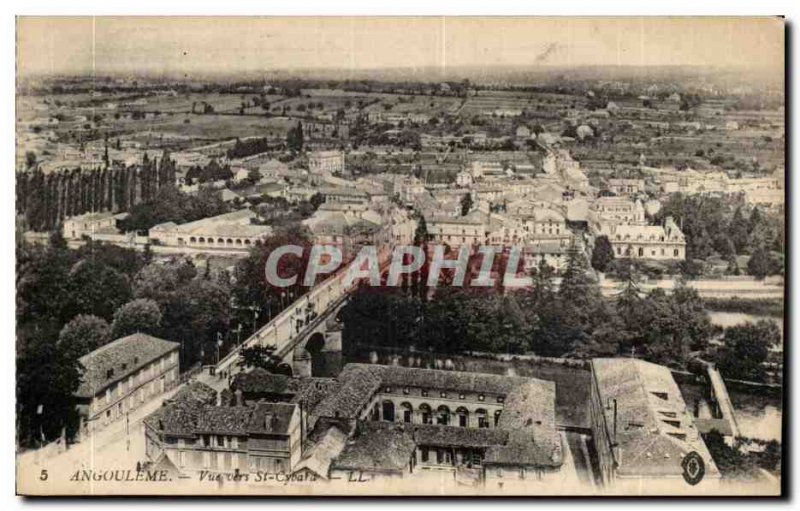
16 151 177 232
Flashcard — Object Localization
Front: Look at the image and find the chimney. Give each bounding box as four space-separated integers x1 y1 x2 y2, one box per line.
234 389 243 407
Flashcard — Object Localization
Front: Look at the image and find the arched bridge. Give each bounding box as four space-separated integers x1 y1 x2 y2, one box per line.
215 252 390 377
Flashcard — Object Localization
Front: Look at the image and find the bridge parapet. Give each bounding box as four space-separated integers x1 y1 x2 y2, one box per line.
215 252 382 374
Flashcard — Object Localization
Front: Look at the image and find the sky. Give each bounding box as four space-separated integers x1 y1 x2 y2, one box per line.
17 16 785 78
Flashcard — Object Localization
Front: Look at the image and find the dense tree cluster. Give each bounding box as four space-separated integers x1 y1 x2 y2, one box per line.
654 194 784 277
117 186 230 233
231 224 314 332
226 137 281 159
16 234 147 446
238 345 286 373
184 159 233 185
680 93 703 111
110 298 163 339
712 320 781 382
286 122 305 153
57 314 111 361
250 195 321 225
341 243 714 368
590 235 614 272
460 193 473 216
16 151 176 232
132 258 233 367
16 234 235 447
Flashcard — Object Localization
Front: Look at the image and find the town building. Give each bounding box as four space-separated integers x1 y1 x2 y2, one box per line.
302 207 383 261
607 178 645 196
148 209 272 252
76 334 180 438
302 121 350 140
650 168 729 195
589 358 721 491
522 240 572 273
310 364 562 485
485 213 528 246
63 211 120 240
257 159 291 180
602 216 686 260
541 150 590 192
513 205 570 240
515 125 532 139
303 203 415 261
143 380 304 475
427 212 487 248
592 197 646 225
309 150 345 175
285 186 319 203
455 169 474 188
317 187 370 205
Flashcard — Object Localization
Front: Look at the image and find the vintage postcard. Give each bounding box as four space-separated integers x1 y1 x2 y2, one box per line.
15 16 784 496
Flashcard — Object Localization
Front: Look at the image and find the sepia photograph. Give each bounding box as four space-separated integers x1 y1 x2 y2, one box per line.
13 15 785 497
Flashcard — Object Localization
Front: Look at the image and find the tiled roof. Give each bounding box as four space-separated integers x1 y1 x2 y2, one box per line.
566 199 591 222
411 424 508 448
525 207 566 223
304 211 381 236
318 187 368 197
611 223 684 242
292 379 341 416
230 369 339 414
144 400 205 438
247 402 296 435
231 368 294 395
166 381 218 407
524 241 569 255
332 422 416 473
429 211 486 226
295 425 348 477
591 358 720 478
156 209 271 239
357 364 526 396
76 333 179 398
312 365 382 420
65 211 116 223
485 380 561 467
195 406 253 435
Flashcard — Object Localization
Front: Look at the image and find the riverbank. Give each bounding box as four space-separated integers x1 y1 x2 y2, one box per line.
704 297 784 318
600 275 784 300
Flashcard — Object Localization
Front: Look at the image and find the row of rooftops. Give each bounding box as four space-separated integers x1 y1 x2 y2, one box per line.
144 382 299 438
148 363 560 470
144 357 722 480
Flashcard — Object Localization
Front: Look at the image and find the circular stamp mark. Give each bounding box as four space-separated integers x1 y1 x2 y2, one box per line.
682 451 705 485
